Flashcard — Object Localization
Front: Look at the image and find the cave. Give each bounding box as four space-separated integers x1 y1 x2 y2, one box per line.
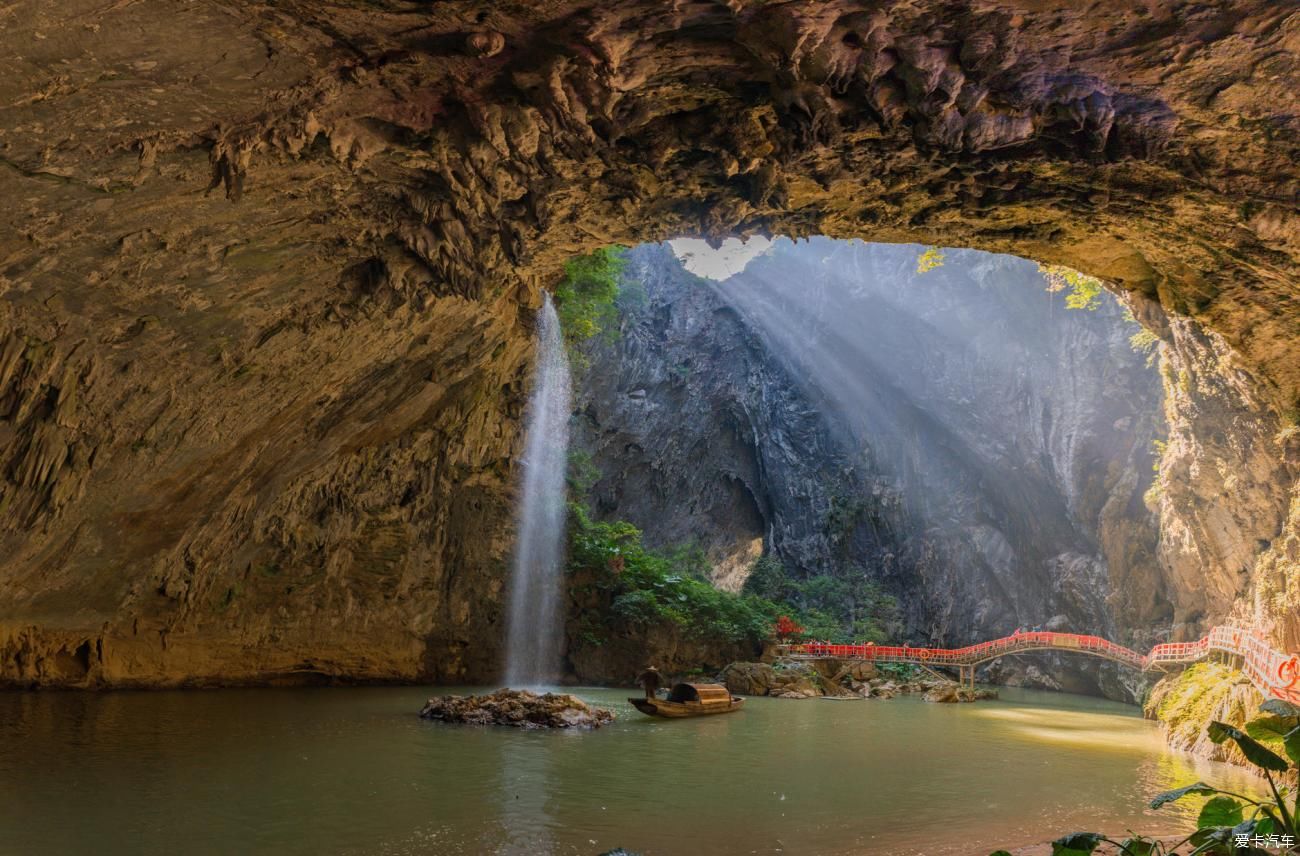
0 1 1297 850
1 0 1294 690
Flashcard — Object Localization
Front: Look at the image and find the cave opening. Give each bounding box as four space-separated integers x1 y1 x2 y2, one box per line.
2 3 1298 853
561 235 1176 700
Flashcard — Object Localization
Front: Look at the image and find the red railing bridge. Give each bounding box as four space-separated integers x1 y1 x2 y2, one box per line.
781 624 1300 702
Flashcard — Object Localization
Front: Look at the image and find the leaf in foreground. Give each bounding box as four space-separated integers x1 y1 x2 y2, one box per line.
1259 699 1300 719
1151 782 1217 809
1197 795 1244 829
1118 837 1158 856
1051 832 1104 855
1207 721 1290 772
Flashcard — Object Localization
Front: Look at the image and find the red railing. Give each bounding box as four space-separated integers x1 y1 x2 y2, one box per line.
1144 624 1300 704
783 625 1300 703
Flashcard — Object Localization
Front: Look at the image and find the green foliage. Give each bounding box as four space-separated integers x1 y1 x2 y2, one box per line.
1197 796 1244 828
1206 721 1290 772
1130 328 1160 353
916 246 945 274
573 505 901 649
1039 263 1104 311
825 494 869 547
614 273 649 317
741 555 900 643
999 699 1300 855
568 503 779 646
1151 439 1167 472
1051 833 1104 856
1130 329 1161 367
554 246 629 348
1143 481 1163 513
663 541 712 582
566 449 602 498
877 662 922 681
742 556 790 602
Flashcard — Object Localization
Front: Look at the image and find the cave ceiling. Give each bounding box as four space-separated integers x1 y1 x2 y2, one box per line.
0 0 1296 684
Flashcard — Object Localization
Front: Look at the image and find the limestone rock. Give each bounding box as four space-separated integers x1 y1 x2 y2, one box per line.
720 662 777 696
923 685 965 703
0 0 1295 695
418 689 614 729
572 242 1163 701
922 683 997 703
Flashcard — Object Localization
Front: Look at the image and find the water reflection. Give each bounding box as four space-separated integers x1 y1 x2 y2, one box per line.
973 706 1169 752
0 686 1266 856
496 728 557 855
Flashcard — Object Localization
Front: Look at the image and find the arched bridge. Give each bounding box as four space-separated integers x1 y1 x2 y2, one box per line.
781 624 1300 703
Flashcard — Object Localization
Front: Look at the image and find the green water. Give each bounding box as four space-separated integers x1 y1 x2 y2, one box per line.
0 685 1260 855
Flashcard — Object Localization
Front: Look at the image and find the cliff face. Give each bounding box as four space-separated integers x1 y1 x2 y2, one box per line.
575 240 1166 696
572 246 869 594
1146 311 1299 643
0 1 1296 687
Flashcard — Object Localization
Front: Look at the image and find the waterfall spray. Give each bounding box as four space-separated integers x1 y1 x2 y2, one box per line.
504 293 572 686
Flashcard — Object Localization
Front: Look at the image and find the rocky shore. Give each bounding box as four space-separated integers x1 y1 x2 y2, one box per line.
719 659 998 703
418 689 615 729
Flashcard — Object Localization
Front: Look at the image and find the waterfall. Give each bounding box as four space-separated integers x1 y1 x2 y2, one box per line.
504 293 572 687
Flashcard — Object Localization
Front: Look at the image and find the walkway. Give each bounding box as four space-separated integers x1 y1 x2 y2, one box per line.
782 624 1300 702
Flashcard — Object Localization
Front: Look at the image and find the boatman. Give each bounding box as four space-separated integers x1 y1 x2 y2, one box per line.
637 665 663 699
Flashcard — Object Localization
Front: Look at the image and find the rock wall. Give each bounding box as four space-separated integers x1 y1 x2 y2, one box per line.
0 290 532 686
0 1 1296 687
574 240 1166 697
1144 309 1299 642
572 244 872 592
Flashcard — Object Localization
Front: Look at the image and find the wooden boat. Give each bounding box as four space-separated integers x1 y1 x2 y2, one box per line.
629 682 745 718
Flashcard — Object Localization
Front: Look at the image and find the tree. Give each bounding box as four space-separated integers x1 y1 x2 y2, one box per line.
774 614 805 642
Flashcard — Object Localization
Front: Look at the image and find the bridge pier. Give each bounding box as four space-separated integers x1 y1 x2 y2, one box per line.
958 665 975 692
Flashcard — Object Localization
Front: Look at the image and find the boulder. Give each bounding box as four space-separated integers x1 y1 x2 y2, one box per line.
418 689 614 729
719 661 777 695
774 687 820 699
847 661 880 682
923 684 963 703
921 683 996 703
770 673 822 698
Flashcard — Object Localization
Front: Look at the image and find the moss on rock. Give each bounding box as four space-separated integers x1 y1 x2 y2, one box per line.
1144 663 1262 763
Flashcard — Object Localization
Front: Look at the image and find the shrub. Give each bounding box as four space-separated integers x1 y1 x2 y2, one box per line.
774 615 804 642
742 555 900 643
568 503 778 645
1130 329 1161 367
743 556 792 602
566 449 602 498
572 506 903 648
554 246 629 348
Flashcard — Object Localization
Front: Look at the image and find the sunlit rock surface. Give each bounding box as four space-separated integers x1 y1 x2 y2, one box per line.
575 241 1163 698
0 1 1296 687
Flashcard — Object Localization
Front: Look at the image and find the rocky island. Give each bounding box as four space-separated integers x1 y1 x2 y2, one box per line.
419 689 615 729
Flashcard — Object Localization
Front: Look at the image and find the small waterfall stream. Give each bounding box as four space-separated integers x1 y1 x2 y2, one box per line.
503 293 572 686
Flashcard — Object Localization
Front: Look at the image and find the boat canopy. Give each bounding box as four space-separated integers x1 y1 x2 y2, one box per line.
667 682 732 706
